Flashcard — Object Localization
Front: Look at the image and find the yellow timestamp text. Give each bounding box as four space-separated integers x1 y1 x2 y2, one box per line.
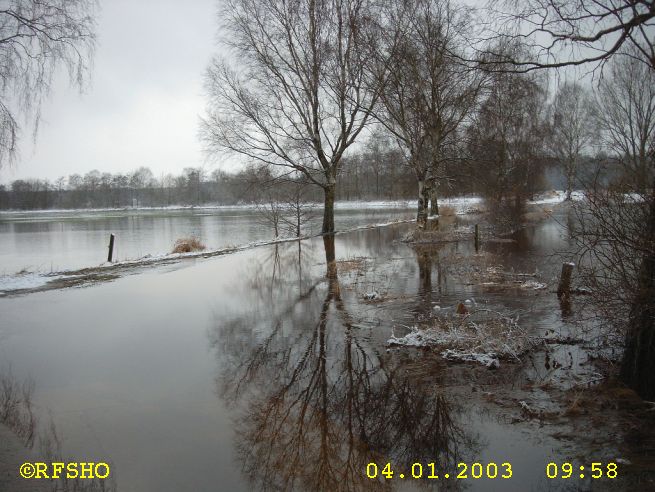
366 462 513 480
546 462 618 479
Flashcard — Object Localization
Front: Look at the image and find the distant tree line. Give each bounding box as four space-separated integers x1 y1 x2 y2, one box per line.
0 151 443 210
0 144 607 211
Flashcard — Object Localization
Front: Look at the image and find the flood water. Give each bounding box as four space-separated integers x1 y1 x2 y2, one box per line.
0 205 414 273
0 213 628 491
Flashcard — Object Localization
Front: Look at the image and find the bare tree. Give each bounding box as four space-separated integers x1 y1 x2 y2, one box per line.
594 51 655 189
549 82 595 200
280 181 315 237
375 0 481 227
479 0 654 72
467 41 549 215
201 0 387 234
0 0 96 167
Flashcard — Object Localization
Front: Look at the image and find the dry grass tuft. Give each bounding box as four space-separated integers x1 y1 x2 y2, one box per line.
172 237 206 254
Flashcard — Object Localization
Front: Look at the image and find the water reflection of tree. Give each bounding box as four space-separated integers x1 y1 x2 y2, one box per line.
211 237 477 491
414 244 451 317
245 241 316 302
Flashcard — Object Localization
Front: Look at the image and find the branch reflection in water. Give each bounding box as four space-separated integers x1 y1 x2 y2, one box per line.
209 236 479 491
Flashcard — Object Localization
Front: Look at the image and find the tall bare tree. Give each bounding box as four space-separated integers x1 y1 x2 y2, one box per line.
594 51 655 189
549 82 595 200
200 0 387 234
0 0 96 167
375 0 481 227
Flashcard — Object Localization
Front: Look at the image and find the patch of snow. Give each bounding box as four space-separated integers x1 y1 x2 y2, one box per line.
623 193 645 203
432 305 441 311
441 349 500 368
387 327 441 347
335 200 413 209
0 272 60 293
520 281 547 290
529 190 585 205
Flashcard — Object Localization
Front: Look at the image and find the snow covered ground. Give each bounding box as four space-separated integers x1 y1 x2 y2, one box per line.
0 272 65 294
528 190 585 205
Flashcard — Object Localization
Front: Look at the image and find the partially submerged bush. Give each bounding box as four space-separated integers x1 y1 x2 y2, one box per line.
172 237 206 254
388 310 536 368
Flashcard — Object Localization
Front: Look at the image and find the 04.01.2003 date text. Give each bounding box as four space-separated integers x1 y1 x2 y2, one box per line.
366 462 513 480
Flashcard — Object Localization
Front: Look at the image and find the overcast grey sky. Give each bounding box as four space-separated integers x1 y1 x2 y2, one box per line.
0 0 219 184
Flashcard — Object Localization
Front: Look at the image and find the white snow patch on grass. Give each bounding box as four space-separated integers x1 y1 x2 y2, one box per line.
520 280 547 290
0 272 61 293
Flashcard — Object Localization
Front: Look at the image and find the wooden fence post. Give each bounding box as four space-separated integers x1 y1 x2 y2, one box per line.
107 234 115 263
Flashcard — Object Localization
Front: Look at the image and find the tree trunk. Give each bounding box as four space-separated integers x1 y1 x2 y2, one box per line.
417 180 429 228
620 187 655 399
430 185 439 216
565 159 575 201
322 180 336 235
323 234 337 280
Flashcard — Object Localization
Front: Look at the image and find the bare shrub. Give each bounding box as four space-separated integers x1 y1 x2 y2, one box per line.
172 237 206 254
0 371 36 447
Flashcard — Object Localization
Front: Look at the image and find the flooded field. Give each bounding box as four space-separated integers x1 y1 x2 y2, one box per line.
0 204 415 273
0 209 652 491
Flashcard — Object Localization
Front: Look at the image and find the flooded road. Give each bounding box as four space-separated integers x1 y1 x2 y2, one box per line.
0 213 640 491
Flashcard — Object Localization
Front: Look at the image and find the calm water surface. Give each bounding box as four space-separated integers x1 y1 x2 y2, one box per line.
0 206 414 273
0 216 605 491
